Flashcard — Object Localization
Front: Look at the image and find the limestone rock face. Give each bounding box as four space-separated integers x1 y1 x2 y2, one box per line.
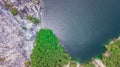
0 0 42 67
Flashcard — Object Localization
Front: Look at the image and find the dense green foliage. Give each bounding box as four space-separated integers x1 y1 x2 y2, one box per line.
27 15 40 23
101 39 120 67
11 8 18 16
30 29 71 67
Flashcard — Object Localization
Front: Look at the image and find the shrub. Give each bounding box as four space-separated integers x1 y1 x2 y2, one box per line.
30 29 71 67
5 3 11 9
25 61 30 67
22 27 27 30
11 8 18 16
27 15 40 23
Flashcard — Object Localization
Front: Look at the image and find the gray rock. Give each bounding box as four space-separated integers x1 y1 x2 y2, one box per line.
0 0 42 67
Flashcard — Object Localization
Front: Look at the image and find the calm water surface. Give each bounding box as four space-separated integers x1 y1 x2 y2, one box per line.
42 0 120 62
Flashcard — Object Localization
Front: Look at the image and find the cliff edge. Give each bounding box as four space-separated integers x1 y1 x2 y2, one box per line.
0 0 43 67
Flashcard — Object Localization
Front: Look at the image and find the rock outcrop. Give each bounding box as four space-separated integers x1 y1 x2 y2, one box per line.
0 0 43 67
93 60 105 67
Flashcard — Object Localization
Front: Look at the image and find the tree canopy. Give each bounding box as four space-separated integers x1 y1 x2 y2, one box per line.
102 39 120 67
30 29 71 67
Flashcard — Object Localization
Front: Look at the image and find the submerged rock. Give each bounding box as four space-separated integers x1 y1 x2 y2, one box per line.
0 0 43 67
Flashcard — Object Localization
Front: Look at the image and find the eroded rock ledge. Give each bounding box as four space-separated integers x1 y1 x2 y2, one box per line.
0 0 43 67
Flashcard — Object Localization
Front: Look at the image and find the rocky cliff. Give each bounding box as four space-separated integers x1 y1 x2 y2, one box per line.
0 0 43 67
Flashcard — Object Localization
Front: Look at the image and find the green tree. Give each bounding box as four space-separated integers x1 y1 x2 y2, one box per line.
102 40 120 67
30 29 71 67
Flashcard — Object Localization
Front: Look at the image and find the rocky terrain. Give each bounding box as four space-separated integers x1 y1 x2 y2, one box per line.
0 0 120 67
0 0 43 67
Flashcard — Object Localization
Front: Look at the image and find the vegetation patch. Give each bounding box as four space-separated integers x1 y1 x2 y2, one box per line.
22 27 27 30
5 3 11 9
11 8 18 16
25 61 31 67
3 1 18 16
30 29 71 67
101 39 120 67
27 15 41 24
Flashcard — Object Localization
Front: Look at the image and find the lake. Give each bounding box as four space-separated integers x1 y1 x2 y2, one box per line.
42 0 120 62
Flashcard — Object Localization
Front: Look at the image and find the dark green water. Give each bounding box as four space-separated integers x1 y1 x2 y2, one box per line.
42 0 120 62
